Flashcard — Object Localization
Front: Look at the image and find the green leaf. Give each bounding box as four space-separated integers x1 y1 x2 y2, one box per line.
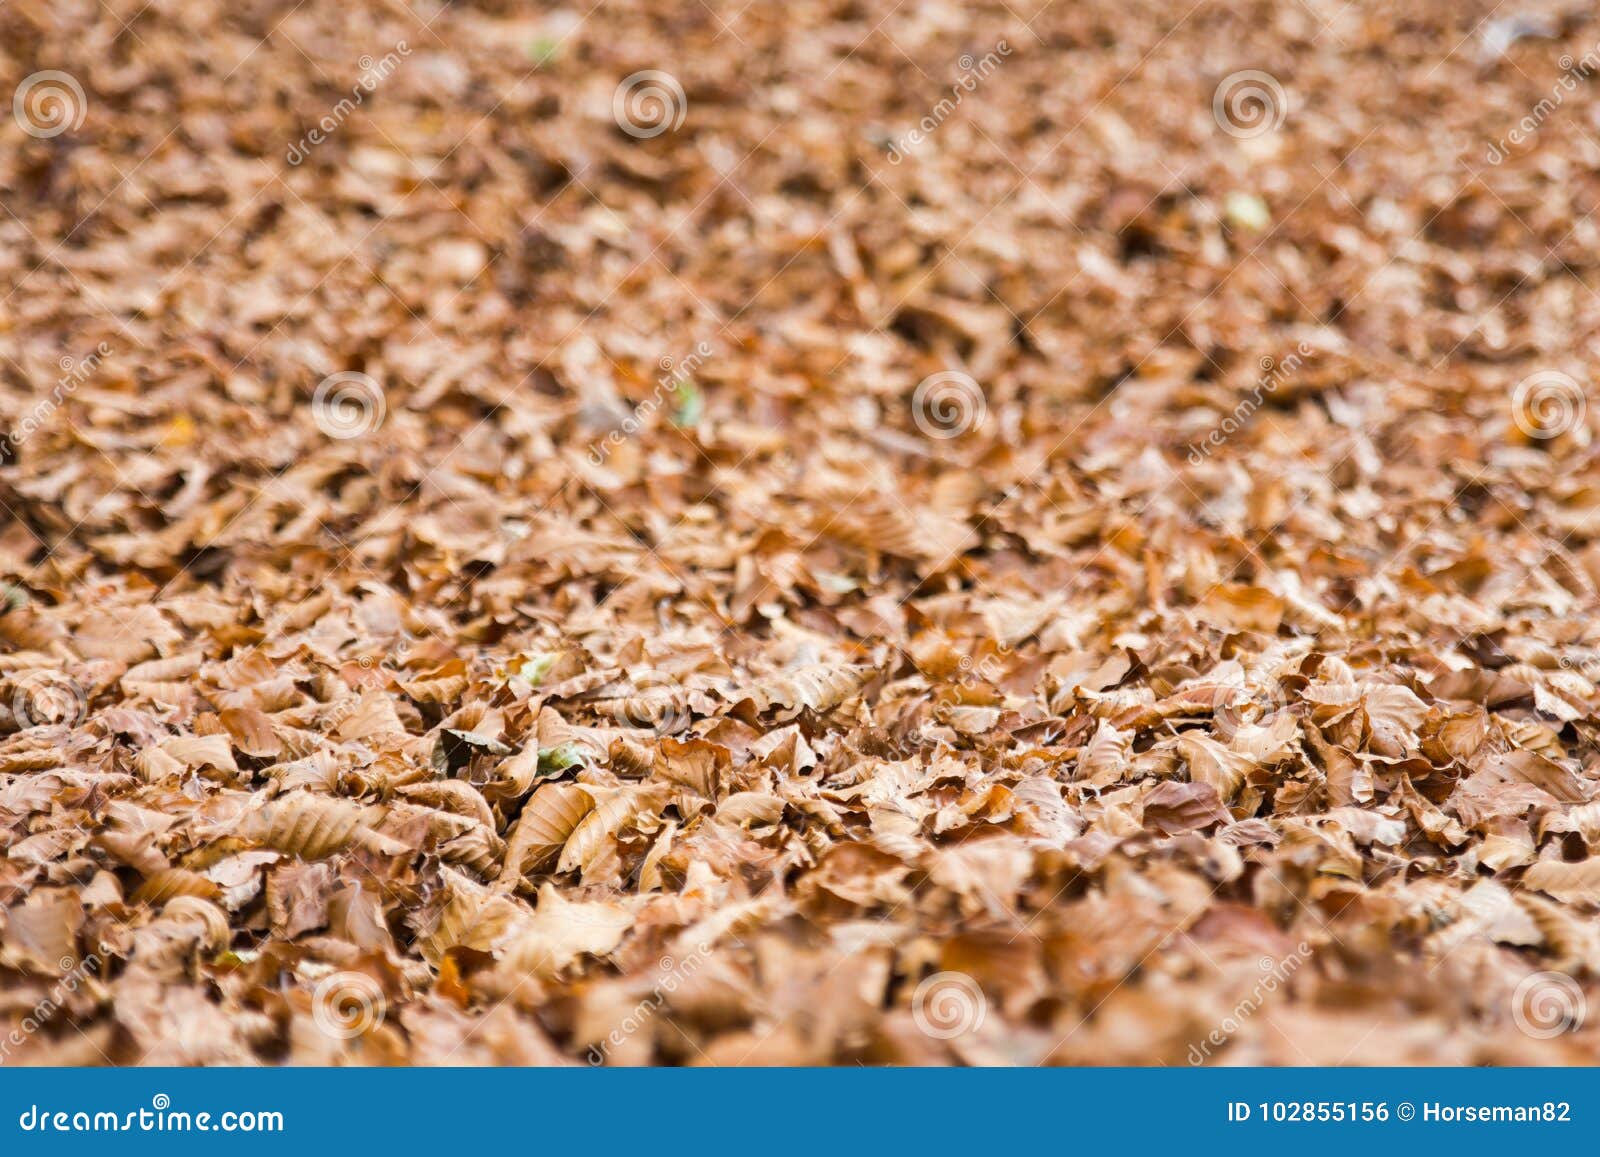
536 741 586 776
671 380 703 426
515 651 560 685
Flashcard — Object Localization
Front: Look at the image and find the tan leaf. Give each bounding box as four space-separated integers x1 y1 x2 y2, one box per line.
503 884 635 978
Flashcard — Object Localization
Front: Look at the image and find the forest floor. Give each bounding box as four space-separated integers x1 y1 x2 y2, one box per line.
3 0 1600 1064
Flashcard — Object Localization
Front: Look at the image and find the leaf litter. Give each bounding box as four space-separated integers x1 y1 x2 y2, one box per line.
1 0 1600 1065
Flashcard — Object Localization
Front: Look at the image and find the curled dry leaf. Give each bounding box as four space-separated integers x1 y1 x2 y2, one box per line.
238 793 406 860
499 783 595 883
